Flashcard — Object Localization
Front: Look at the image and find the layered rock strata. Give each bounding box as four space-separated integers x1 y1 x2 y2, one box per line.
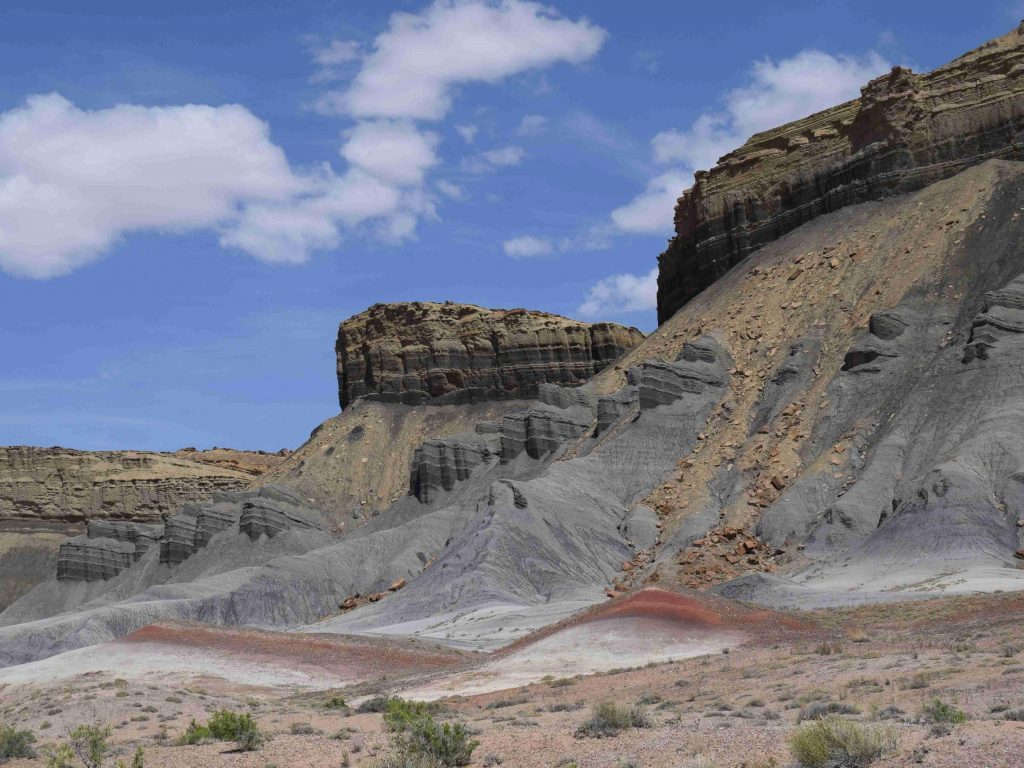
658 23 1024 322
336 302 643 408
0 447 253 525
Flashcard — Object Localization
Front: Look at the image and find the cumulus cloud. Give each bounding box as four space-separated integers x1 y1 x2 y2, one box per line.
578 266 657 318
462 145 526 173
502 235 552 258
1 2 607 279
517 114 548 136
609 171 689 235
340 119 439 186
0 94 307 278
317 0 607 120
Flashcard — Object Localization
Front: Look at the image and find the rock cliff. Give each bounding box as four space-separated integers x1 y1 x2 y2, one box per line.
336 301 643 408
0 447 259 607
658 23 1024 322
0 447 256 525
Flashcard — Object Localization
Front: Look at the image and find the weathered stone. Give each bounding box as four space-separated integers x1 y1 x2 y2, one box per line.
409 434 502 503
658 24 1024 322
336 302 643 408
638 341 729 410
499 407 592 461
160 514 199 566
238 497 326 540
57 536 134 582
0 446 251 525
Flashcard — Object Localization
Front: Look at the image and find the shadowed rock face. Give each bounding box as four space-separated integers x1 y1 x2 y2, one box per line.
336 302 644 408
658 23 1024 322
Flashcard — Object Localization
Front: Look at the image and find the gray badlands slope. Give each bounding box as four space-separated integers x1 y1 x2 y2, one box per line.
6 25 1024 668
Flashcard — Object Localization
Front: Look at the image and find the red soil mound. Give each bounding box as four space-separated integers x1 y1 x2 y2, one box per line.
122 622 461 677
498 587 810 658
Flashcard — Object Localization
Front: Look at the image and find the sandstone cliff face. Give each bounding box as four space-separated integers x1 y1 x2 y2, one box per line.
0 447 254 524
336 302 644 408
658 23 1024 322
0 447 256 607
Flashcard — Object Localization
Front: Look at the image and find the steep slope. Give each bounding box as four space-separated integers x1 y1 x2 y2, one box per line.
658 22 1024 321
609 158 1024 604
260 399 533 522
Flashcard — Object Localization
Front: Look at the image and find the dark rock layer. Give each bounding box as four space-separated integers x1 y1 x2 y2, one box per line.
336 302 644 409
658 24 1024 322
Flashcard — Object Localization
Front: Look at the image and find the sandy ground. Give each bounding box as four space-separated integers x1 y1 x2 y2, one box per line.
2 589 1024 767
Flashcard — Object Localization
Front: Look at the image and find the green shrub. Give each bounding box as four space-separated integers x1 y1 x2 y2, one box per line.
789 717 896 768
382 698 477 767
176 719 211 745
207 709 257 740
44 744 76 768
358 695 394 713
922 698 966 725
235 723 265 752
323 695 348 710
68 724 111 768
797 701 860 722
0 723 36 759
574 702 650 738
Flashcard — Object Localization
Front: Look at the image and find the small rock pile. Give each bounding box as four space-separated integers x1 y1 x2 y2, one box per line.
338 577 407 611
676 525 782 588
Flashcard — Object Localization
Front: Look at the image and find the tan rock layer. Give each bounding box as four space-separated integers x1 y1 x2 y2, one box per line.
0 446 253 524
658 23 1024 322
335 301 644 409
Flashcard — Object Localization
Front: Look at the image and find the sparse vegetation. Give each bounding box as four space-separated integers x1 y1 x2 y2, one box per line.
382 697 478 767
68 724 112 768
323 695 349 710
574 701 651 738
0 724 36 760
797 701 860 722
789 717 897 767
922 698 966 725
178 709 265 751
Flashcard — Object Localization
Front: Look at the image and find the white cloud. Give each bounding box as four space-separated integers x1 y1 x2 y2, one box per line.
436 180 463 199
578 266 657 318
320 0 607 121
0 94 306 278
310 39 361 83
611 48 890 237
340 119 439 186
502 235 552 258
0 2 608 279
455 123 479 143
517 114 548 136
610 172 688 235
462 145 525 173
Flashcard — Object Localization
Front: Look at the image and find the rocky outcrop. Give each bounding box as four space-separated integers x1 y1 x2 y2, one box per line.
336 302 643 408
159 485 326 567
658 23 1024 322
409 434 502 504
56 537 135 582
0 447 254 525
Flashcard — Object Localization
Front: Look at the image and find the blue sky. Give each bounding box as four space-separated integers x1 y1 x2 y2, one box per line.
0 0 1019 451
